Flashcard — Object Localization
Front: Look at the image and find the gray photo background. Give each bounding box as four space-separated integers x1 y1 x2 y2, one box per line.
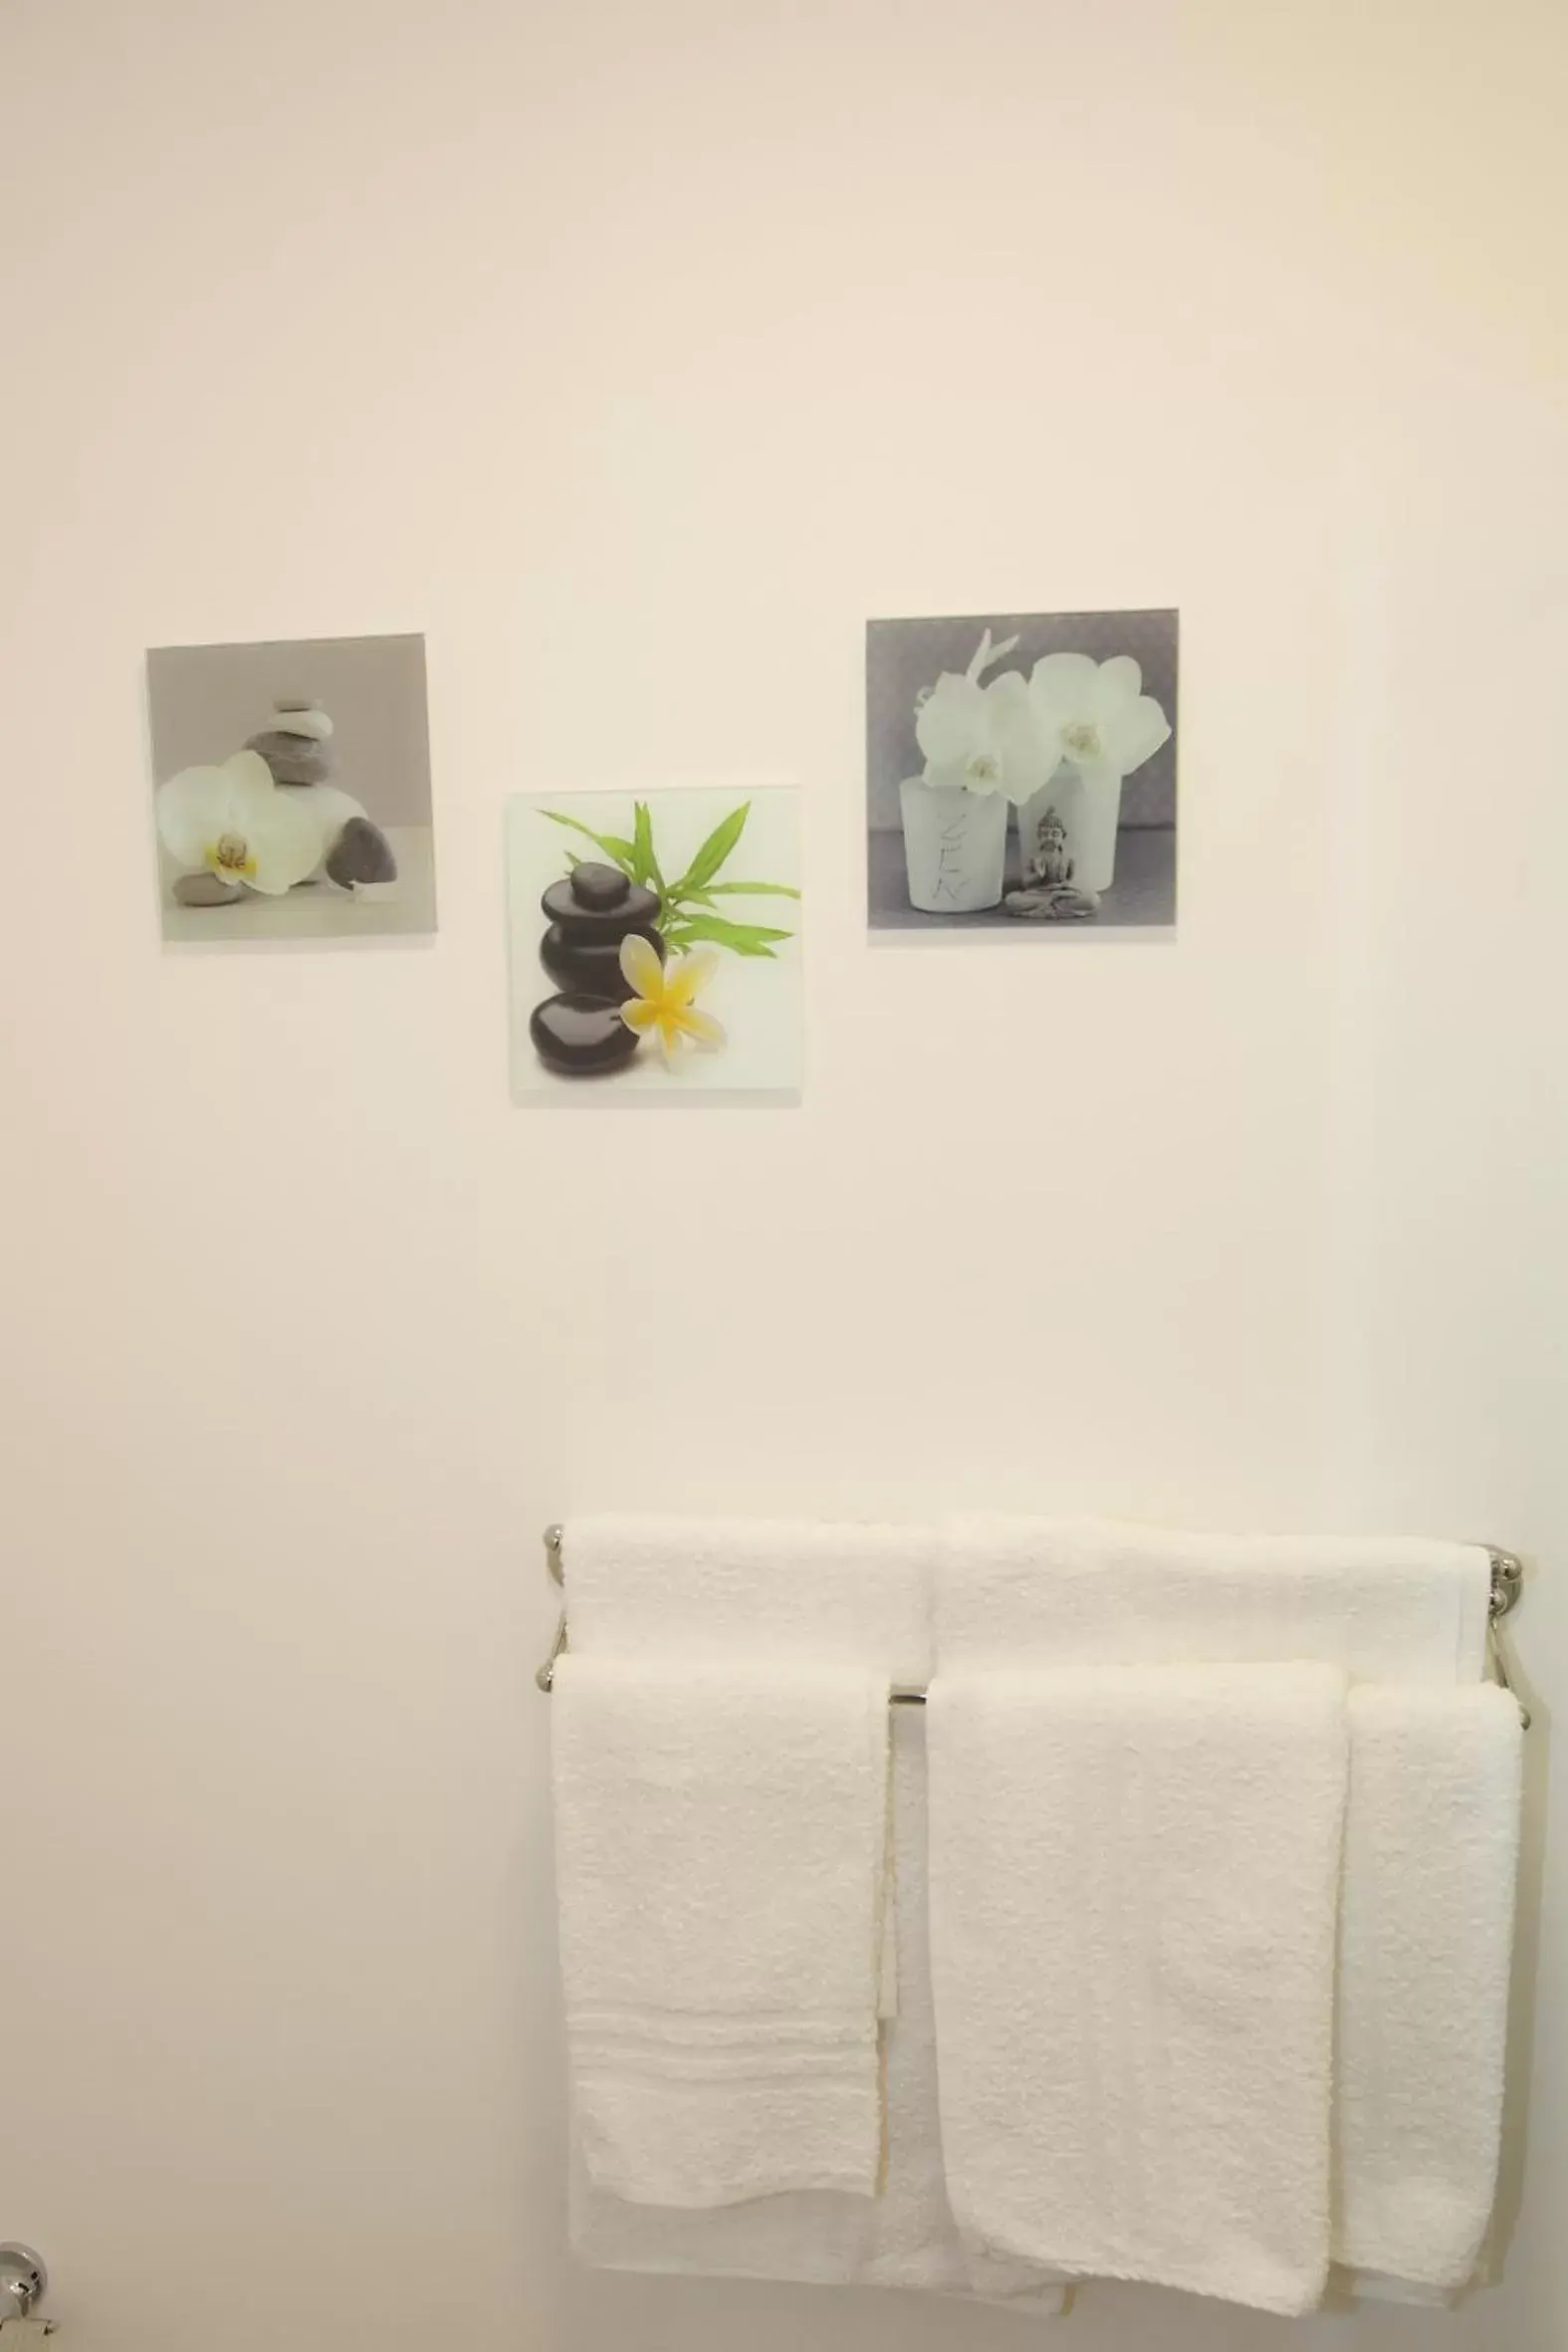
866 608 1179 930
147 631 437 942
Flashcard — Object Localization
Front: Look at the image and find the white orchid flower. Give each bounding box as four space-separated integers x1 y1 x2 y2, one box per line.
155 751 323 895
1027 652 1170 783
914 629 1060 805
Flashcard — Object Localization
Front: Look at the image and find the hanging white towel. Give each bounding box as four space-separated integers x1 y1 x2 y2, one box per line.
569 1708 1068 2315
943 1516 1491 1684
1333 1683 1523 2294
852 1712 1069 2316
552 1653 890 2208
935 1512 1516 2313
559 1514 1067 2311
927 1661 1349 2317
560 1515 917 2026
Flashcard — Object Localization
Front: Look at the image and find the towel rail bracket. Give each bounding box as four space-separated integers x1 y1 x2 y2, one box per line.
1486 1547 1529 1728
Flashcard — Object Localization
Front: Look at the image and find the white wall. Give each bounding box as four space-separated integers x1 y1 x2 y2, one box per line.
2 3 1563 2347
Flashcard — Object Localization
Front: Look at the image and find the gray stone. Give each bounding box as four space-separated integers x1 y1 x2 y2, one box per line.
173 870 246 907
326 816 397 888
245 729 335 786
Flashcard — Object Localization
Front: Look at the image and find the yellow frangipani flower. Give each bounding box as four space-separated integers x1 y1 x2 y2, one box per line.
618 934 727 1065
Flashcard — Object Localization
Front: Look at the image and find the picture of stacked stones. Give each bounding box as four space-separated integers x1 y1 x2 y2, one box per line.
528 861 665 1076
146 631 438 943
506 787 804 1107
169 697 398 910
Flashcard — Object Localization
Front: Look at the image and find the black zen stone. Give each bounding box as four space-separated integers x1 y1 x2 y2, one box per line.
568 860 631 912
530 992 641 1076
541 920 663 1003
542 874 661 933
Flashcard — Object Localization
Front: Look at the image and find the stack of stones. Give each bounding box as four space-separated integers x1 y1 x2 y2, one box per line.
529 861 665 1075
251 698 397 891
174 698 398 908
248 696 337 787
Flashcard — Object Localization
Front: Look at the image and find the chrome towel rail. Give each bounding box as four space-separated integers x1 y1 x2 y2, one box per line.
533 1525 1530 1727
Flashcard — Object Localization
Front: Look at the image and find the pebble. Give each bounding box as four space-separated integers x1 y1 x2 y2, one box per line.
246 729 334 786
173 871 246 907
541 919 662 1002
326 815 397 887
542 871 660 933
270 700 334 742
566 859 630 912
530 992 641 1075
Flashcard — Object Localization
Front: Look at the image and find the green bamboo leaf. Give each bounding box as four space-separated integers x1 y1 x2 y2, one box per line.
703 880 800 899
629 802 656 889
674 801 751 894
674 912 791 958
541 810 637 871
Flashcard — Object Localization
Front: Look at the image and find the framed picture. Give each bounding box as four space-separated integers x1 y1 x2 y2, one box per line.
867 609 1178 934
506 788 802 1106
147 631 436 941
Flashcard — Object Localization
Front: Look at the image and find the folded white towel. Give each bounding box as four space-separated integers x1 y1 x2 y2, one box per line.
942 1516 1490 1683
1333 1683 1523 2293
552 1653 890 2208
927 1662 1349 2316
562 1514 933 1688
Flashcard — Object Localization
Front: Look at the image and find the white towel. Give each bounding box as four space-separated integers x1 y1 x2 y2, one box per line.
853 1715 1069 2316
569 1710 1068 2315
562 1514 933 1687
560 1515 1066 2312
927 1662 1349 2316
552 1652 890 2208
1333 1683 1523 2293
561 1515 918 2026
942 1516 1491 1683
